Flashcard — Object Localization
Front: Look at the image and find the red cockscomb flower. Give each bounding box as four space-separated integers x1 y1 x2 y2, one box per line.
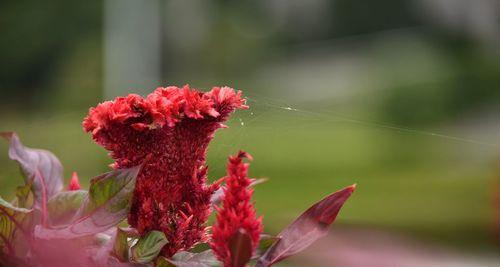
211 151 263 267
83 85 247 257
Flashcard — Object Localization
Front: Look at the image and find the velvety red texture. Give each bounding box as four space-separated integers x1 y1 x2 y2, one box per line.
83 85 247 256
211 151 263 267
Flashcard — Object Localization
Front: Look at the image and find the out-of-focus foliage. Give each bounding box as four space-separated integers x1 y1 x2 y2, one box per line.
381 40 500 125
1 0 499 262
0 0 102 110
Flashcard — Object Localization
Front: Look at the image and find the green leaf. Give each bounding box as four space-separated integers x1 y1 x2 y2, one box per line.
0 197 32 256
88 228 140 265
130 230 168 264
155 257 176 267
35 166 140 239
1 132 64 226
47 190 87 226
158 250 217 267
113 227 139 262
190 242 211 253
14 181 33 209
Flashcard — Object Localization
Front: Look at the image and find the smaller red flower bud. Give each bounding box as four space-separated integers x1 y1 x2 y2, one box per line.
211 151 263 267
68 172 81 191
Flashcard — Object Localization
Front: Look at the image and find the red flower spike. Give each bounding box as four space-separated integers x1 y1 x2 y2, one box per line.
83 85 247 257
211 151 263 267
68 172 81 191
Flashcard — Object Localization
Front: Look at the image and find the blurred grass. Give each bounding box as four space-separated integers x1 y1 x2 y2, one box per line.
0 104 497 253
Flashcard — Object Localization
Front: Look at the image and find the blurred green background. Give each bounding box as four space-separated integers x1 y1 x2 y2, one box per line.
1 0 499 264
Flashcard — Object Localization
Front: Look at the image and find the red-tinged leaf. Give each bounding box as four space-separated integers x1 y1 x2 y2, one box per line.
228 228 253 267
35 166 140 239
253 234 280 259
255 184 356 267
158 250 217 267
1 132 64 226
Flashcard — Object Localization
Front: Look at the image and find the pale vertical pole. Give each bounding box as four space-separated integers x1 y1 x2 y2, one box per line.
104 0 161 98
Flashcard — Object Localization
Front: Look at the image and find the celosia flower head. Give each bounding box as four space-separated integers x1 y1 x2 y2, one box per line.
83 85 247 257
211 151 263 267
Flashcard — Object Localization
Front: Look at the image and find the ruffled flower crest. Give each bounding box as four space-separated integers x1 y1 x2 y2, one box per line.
83 85 247 257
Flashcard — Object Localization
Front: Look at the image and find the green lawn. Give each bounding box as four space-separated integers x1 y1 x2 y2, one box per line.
0 107 497 252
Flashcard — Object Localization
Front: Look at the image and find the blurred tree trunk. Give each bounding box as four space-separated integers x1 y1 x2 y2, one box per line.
104 0 161 98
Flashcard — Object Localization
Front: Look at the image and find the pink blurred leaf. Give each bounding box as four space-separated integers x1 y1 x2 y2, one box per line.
1 132 64 226
253 234 280 259
35 166 140 239
0 253 28 266
47 190 87 226
30 237 98 267
255 184 356 267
